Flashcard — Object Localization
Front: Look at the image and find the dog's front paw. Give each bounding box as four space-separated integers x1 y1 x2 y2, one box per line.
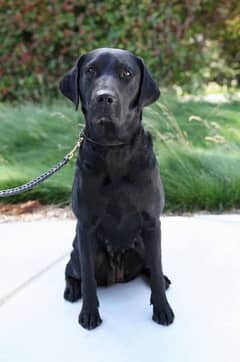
152 301 175 326
64 276 81 302
78 308 102 330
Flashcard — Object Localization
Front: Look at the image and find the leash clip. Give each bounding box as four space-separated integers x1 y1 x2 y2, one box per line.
66 135 84 160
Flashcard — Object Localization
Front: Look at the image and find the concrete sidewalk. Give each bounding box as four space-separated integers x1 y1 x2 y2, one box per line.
0 215 239 362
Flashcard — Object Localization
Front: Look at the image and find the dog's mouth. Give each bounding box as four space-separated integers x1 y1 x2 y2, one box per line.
97 116 113 125
86 113 120 142
98 119 117 141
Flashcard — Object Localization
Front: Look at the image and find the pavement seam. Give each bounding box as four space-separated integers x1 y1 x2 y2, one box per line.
0 252 69 307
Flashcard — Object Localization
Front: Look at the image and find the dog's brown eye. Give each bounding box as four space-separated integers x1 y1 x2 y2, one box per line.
86 66 96 74
120 69 132 78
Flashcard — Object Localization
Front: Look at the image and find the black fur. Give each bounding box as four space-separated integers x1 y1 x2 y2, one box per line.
60 48 174 330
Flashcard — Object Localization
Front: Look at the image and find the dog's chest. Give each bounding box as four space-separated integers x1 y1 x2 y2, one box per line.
98 184 142 251
80 159 159 247
76 142 161 248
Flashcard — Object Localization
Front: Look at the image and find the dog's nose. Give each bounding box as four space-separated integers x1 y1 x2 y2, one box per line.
96 92 116 105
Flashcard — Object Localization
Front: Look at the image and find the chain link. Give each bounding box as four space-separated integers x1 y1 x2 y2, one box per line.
0 136 83 198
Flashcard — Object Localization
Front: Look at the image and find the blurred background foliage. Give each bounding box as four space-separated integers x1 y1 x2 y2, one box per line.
0 0 239 102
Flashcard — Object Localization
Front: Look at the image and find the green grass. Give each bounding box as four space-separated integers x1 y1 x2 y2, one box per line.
0 93 239 212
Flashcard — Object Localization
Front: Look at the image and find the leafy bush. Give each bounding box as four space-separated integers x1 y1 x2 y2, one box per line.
0 0 239 101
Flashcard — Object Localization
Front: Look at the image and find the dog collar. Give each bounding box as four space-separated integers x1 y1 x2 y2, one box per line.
81 132 130 147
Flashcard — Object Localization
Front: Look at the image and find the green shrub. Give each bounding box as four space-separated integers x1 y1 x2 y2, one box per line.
0 0 239 101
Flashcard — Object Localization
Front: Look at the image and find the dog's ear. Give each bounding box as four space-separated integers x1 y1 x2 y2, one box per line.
59 55 85 110
136 57 160 109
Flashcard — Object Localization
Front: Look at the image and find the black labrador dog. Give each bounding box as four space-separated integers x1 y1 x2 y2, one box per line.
60 48 174 330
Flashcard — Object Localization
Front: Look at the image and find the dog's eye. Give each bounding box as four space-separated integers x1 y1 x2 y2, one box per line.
120 68 132 79
86 66 96 75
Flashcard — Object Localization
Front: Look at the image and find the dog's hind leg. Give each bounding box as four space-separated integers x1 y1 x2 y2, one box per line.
64 235 82 302
142 268 171 290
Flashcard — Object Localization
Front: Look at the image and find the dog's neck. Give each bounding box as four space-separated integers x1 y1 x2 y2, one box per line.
78 125 156 181
81 123 143 149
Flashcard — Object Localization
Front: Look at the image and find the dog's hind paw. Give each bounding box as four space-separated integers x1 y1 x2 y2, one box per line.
64 276 82 302
152 301 175 326
78 309 102 330
164 275 171 290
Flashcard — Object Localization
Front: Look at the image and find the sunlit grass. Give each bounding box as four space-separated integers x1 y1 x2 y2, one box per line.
0 93 239 211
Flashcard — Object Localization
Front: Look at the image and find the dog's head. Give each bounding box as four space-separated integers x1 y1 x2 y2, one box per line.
60 48 160 143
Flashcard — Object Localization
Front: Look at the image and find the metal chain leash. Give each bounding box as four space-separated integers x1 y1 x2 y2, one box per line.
0 135 83 198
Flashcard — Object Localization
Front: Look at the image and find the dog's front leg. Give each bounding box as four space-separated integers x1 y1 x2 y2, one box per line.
142 219 174 326
77 223 102 330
